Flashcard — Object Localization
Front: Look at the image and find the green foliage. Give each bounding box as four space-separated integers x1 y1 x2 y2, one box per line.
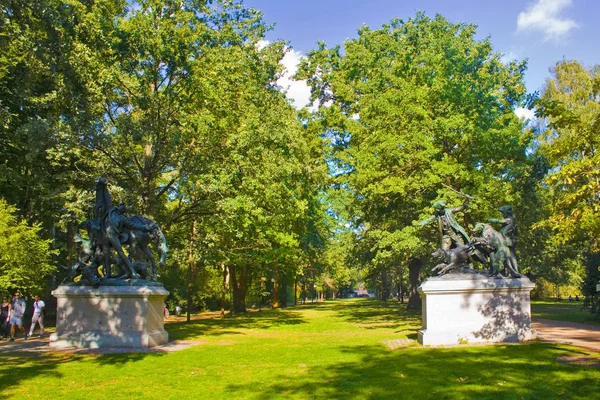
298 13 534 288
0 199 56 295
0 0 87 225
0 0 328 311
535 60 600 246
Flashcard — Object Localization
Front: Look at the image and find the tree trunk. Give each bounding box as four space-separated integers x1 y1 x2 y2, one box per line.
186 219 197 323
302 280 306 304
272 266 280 308
66 221 74 272
407 258 422 310
229 264 248 313
221 263 228 317
280 274 288 308
294 275 298 306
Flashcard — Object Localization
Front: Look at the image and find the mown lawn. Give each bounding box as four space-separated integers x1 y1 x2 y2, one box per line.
531 298 600 325
1 298 599 399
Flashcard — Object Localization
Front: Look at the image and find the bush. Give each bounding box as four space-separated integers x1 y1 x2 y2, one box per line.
0 199 56 296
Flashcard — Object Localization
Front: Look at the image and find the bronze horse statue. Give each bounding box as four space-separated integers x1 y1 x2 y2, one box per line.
93 177 168 281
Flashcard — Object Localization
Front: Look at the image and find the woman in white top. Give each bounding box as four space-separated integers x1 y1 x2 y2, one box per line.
25 295 45 339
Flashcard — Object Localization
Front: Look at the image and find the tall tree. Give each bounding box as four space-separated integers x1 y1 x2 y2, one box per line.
535 60 600 246
298 13 534 284
0 0 90 225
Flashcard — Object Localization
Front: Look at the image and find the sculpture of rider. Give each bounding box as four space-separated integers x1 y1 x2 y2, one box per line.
419 199 470 250
105 203 156 279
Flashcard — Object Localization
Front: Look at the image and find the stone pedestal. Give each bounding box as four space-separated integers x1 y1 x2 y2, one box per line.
49 284 169 349
418 273 536 346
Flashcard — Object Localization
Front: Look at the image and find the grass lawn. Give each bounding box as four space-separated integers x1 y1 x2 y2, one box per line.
1 298 599 399
531 298 600 326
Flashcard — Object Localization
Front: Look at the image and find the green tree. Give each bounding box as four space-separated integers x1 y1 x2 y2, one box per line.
0 0 91 225
0 200 56 296
535 60 600 246
52 0 326 314
298 13 534 289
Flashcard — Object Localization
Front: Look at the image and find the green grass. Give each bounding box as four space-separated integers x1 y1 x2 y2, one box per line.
1 299 599 399
532 298 600 325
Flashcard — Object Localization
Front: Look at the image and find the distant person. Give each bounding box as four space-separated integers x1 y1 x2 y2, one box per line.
25 295 45 339
575 295 580 301
569 295 573 302
9 291 26 341
163 304 169 319
1 296 11 340
175 305 181 317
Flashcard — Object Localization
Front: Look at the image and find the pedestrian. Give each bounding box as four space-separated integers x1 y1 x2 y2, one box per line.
175 304 181 317
1 296 11 340
9 291 26 341
25 295 45 339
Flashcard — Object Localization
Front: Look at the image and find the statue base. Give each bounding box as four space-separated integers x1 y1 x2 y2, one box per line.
417 273 536 346
49 284 169 349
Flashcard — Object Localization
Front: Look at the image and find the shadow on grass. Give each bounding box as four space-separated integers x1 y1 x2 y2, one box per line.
327 299 422 332
0 348 171 395
89 351 167 366
0 352 69 395
224 342 599 399
166 307 307 341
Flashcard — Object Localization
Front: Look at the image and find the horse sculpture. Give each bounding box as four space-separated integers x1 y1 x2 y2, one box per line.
121 215 168 281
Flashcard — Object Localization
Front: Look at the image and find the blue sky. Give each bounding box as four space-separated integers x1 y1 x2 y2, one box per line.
244 0 598 111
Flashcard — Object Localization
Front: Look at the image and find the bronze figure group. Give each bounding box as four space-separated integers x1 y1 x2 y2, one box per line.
63 177 168 285
420 194 520 278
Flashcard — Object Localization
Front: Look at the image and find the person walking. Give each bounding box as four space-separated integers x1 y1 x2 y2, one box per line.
9 291 26 341
25 295 45 339
0 296 11 340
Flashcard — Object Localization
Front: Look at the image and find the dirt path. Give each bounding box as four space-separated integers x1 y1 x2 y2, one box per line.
532 318 600 353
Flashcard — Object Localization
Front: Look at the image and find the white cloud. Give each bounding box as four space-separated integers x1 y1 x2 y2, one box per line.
257 40 311 109
278 48 312 109
256 39 270 51
517 0 578 41
514 107 535 121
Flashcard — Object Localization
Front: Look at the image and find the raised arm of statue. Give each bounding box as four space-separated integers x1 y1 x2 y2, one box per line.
418 215 436 227
449 200 469 214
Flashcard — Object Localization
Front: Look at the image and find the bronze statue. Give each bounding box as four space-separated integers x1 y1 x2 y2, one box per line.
419 193 521 278
488 205 518 275
63 177 167 285
431 245 473 274
419 199 470 250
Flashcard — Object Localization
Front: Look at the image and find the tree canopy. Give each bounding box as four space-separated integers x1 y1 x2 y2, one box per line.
297 13 536 292
0 4 596 307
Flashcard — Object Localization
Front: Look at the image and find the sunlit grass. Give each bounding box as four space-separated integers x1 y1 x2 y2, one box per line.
532 298 600 325
1 298 599 399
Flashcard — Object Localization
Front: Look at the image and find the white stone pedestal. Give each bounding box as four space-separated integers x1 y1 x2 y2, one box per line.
418 273 536 346
49 284 169 349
